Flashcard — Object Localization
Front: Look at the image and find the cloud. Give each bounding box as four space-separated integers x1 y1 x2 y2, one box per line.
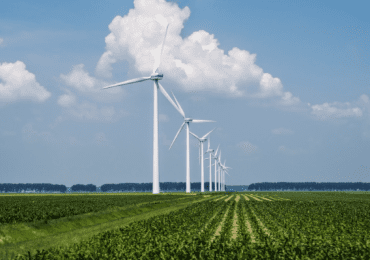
310 101 362 120
57 89 77 108
60 64 123 102
237 141 258 155
279 91 301 106
95 0 300 104
271 128 294 135
359 94 369 104
0 61 51 103
159 113 169 122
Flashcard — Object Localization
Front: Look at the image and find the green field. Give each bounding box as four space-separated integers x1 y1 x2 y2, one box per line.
1 191 369 259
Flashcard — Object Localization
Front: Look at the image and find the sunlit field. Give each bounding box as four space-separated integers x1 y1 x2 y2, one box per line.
1 191 370 259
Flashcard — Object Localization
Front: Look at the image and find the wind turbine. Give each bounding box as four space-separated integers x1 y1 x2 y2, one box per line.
102 24 178 194
204 138 217 192
220 159 232 191
217 150 222 191
168 91 216 193
190 128 216 192
212 147 220 191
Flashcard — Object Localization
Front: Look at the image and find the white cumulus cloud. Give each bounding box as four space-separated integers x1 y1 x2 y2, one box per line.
57 89 77 108
60 64 122 102
94 0 300 103
0 61 51 103
310 101 362 120
279 91 301 106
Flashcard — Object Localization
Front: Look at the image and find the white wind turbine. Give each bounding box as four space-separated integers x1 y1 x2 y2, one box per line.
209 147 220 191
168 91 216 193
190 128 216 193
204 138 217 192
217 150 222 191
210 152 231 191
102 24 178 194
212 153 223 191
220 159 232 191
206 143 219 192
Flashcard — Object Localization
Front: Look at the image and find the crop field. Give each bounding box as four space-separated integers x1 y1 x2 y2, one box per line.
1 191 370 259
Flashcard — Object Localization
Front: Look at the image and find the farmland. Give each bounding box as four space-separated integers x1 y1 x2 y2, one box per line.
1 192 370 259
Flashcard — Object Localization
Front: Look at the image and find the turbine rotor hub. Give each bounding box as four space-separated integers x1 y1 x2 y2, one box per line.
150 73 163 80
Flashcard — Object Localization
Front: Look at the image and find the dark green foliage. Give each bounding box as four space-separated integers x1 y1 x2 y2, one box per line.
0 194 188 224
7 194 370 259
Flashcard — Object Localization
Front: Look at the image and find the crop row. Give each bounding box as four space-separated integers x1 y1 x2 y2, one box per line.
14 197 230 259
0 194 191 224
10 194 370 259
237 195 370 258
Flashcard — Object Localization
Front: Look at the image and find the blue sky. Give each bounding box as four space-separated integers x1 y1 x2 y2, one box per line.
1 0 370 188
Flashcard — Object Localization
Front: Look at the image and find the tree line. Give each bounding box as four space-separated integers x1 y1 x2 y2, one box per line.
0 182 223 193
247 182 370 191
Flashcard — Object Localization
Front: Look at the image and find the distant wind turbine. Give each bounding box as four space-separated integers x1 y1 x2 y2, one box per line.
204 137 216 192
190 128 216 192
102 24 178 194
217 150 222 191
220 159 232 191
168 91 216 193
209 146 220 191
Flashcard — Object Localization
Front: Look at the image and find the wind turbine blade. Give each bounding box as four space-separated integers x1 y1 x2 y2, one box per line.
171 91 185 118
192 119 216 123
153 23 169 74
207 136 210 150
158 83 184 116
202 127 216 139
189 131 200 140
103 77 150 89
215 145 220 156
226 171 230 176
169 122 185 150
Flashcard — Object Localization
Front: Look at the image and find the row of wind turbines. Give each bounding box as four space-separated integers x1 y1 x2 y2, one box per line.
103 24 231 194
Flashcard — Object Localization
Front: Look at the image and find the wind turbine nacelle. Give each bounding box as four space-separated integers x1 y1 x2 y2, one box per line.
185 118 193 123
150 73 163 80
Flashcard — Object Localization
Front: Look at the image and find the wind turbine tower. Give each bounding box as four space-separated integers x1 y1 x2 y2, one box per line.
103 24 178 194
168 92 216 193
190 128 216 192
204 138 216 191
212 147 220 191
